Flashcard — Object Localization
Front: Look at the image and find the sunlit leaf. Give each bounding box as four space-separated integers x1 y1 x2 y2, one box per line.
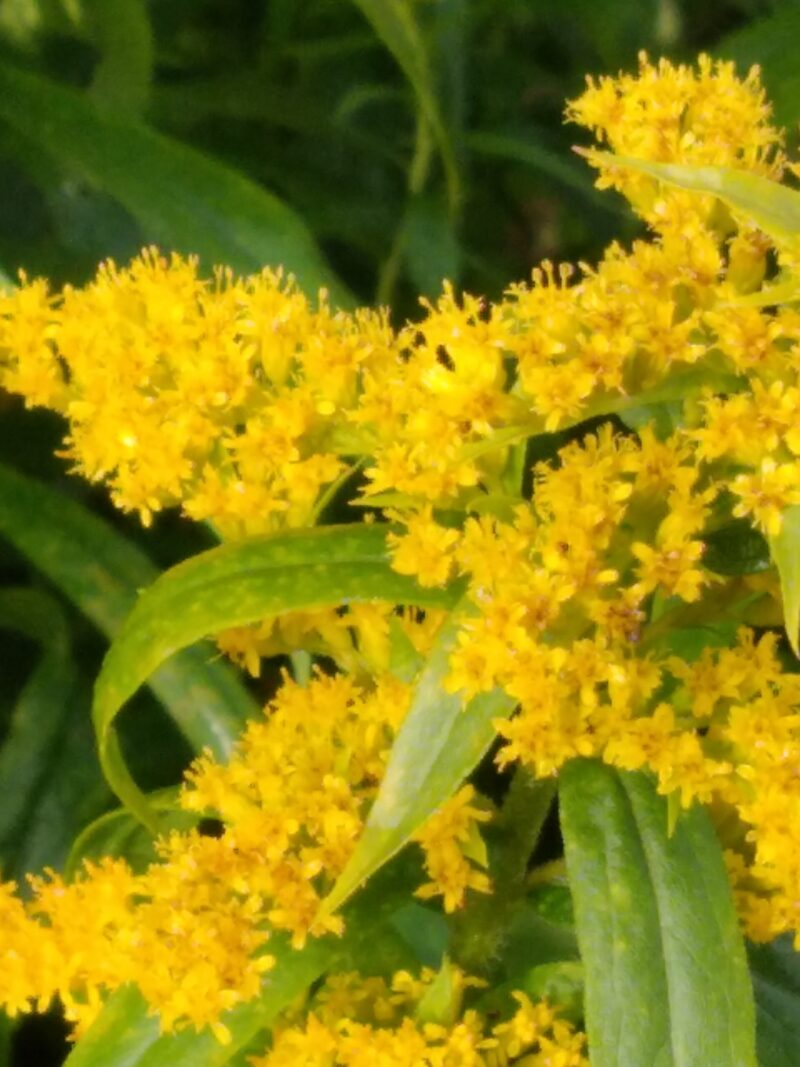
321 613 514 917
560 760 756 1067
93 524 461 827
769 505 800 655
589 151 800 243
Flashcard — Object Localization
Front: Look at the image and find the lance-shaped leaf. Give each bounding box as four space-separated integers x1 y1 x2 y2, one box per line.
560 759 756 1067
0 461 258 760
770 505 800 655
320 614 515 917
93 524 461 827
586 151 800 244
0 587 79 875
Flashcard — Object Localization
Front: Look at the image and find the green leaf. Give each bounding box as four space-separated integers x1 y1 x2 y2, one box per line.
769 505 800 655
415 956 460 1026
0 589 74 835
559 760 756 1067
703 519 771 577
0 590 110 879
389 902 450 968
522 961 584 1023
717 9 800 130
0 587 78 875
430 0 467 163
349 0 460 211
590 151 800 243
468 129 626 215
63 934 335 1067
7 676 112 881
622 770 756 1066
93 524 461 827
85 0 154 117
0 63 351 302
62 986 159 1067
64 789 195 878
749 935 800 1067
403 190 460 295
559 760 671 1066
0 461 258 757
0 1012 11 1067
320 613 515 917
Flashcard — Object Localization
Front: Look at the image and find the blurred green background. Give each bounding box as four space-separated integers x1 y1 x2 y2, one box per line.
1 0 799 314
1 1 800 1062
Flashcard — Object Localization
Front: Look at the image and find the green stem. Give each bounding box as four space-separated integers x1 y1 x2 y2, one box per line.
450 772 556 974
490 771 557 891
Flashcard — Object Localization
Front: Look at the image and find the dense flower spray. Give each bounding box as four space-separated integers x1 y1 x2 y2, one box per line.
0 52 800 1060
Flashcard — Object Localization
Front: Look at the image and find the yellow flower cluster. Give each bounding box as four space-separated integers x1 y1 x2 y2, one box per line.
376 55 800 943
0 855 270 1041
414 786 492 912
254 967 587 1067
0 252 395 535
4 49 800 1045
217 602 447 679
0 673 493 1036
0 58 796 547
567 52 784 227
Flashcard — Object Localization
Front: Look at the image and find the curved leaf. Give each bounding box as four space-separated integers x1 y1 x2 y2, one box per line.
0 461 259 758
320 613 515 917
0 63 351 303
770 505 800 655
560 759 756 1067
93 524 461 827
590 152 800 243
64 789 194 878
